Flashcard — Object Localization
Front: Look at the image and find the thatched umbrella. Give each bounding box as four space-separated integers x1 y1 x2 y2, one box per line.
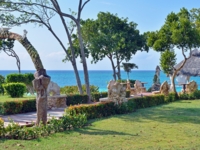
175 49 200 77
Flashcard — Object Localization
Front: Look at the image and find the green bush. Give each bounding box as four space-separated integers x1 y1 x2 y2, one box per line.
0 99 36 115
21 99 36 113
66 94 165 120
165 92 177 102
6 73 34 85
60 85 99 94
91 92 108 102
66 94 88 105
0 75 5 95
190 90 200 99
0 112 87 139
3 82 26 98
2 101 23 115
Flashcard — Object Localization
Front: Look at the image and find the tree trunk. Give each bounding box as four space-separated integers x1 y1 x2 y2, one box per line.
77 23 91 102
116 56 121 80
108 56 117 81
0 31 50 125
71 61 83 94
170 47 191 95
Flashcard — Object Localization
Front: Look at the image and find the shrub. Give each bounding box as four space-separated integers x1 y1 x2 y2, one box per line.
190 90 200 99
21 99 36 113
0 112 87 140
60 85 99 94
66 94 88 105
2 101 23 114
0 98 36 115
0 75 5 95
66 102 116 119
165 92 177 102
3 82 26 98
91 92 108 102
6 73 34 85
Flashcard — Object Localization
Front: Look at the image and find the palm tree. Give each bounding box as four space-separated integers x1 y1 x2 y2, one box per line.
122 63 138 79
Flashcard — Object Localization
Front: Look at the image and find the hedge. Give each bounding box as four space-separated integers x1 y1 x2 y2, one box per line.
66 94 166 120
66 94 88 106
0 99 36 115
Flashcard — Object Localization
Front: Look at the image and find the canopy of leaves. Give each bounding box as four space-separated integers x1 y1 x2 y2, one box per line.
147 7 200 52
81 12 149 64
122 63 138 73
160 50 176 75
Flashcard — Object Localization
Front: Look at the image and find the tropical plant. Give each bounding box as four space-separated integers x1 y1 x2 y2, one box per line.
147 8 200 95
81 12 148 80
122 63 138 79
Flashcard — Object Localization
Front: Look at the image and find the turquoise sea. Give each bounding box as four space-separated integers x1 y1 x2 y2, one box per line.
1 70 200 92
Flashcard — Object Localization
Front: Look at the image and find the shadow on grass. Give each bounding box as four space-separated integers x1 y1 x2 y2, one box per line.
73 128 136 136
117 101 200 124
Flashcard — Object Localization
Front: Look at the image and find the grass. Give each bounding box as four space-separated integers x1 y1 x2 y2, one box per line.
0 95 36 102
1 100 200 149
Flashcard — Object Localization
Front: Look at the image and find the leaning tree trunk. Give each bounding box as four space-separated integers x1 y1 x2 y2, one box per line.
171 48 190 96
0 30 50 125
77 24 91 102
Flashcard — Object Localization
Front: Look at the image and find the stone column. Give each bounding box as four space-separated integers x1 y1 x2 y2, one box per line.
32 69 50 125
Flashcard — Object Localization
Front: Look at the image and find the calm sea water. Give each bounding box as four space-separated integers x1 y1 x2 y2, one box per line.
1 70 200 92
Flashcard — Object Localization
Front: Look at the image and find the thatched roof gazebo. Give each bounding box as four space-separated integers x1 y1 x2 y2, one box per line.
175 49 200 77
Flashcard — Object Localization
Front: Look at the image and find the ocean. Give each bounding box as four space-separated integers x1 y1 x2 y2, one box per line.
1 70 200 92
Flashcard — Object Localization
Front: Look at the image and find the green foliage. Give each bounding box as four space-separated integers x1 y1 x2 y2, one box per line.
122 63 138 79
2 101 23 115
2 82 26 98
6 73 34 85
0 112 87 140
66 94 88 106
66 95 165 120
91 92 108 102
21 99 36 113
0 99 36 115
60 85 99 95
82 12 148 80
165 92 178 102
0 75 5 95
160 50 177 75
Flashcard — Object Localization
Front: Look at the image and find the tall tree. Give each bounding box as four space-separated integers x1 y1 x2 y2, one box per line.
81 12 148 80
147 8 200 94
0 0 92 101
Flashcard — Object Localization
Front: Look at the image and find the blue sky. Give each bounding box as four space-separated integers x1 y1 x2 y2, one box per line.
0 0 200 70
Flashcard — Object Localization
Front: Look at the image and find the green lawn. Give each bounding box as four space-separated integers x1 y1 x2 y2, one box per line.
1 100 200 150
0 95 36 102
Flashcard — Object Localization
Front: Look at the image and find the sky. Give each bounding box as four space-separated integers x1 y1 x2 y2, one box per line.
0 0 200 70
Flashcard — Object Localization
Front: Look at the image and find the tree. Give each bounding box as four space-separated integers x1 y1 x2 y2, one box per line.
160 50 176 91
0 38 21 73
160 50 177 76
0 0 92 102
147 8 200 95
122 62 138 79
81 12 148 80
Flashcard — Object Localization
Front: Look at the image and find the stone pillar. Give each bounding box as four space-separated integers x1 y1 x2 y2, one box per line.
32 69 50 125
